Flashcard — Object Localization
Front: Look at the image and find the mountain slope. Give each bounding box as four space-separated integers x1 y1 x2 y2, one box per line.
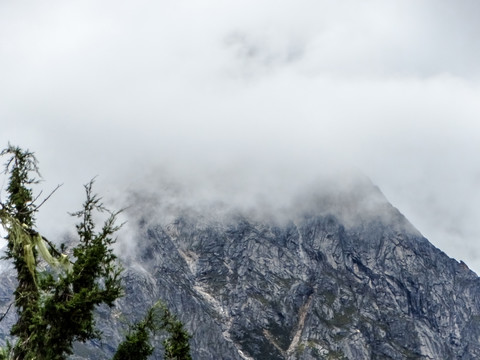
1 176 480 359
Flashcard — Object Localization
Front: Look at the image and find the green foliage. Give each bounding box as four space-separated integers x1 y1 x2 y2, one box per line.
0 145 192 360
0 144 39 228
0 341 12 360
0 145 43 359
113 308 156 360
114 301 192 360
33 180 124 359
163 315 192 360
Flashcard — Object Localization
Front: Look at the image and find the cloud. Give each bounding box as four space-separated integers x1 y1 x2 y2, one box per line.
1 0 480 272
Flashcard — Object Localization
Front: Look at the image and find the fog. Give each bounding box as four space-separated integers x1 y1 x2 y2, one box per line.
1 0 480 273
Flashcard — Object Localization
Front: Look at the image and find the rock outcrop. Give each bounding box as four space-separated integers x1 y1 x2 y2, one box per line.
1 176 480 359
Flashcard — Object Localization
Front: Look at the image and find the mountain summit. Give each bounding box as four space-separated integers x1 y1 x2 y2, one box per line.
2 175 480 359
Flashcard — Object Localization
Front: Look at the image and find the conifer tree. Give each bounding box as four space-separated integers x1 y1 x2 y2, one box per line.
0 145 191 360
114 301 192 360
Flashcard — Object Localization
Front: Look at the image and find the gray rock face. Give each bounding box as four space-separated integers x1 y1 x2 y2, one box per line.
1 177 480 359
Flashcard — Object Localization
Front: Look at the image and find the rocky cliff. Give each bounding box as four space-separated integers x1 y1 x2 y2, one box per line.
1 176 480 359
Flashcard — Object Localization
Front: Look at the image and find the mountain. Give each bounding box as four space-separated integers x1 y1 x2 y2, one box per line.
1 175 480 359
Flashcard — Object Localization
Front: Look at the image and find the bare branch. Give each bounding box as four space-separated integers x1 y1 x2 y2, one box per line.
0 301 14 323
32 184 63 212
28 190 44 207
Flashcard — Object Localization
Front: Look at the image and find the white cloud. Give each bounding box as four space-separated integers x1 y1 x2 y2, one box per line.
1 0 480 272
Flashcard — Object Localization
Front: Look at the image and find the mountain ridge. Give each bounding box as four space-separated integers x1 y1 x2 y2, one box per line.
1 175 480 359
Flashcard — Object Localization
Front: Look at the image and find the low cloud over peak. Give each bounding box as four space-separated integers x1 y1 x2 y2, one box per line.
1 0 480 273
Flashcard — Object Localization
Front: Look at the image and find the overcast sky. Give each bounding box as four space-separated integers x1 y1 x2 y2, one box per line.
1 0 480 273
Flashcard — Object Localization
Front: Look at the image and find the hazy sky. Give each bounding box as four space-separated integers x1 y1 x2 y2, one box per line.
1 0 480 273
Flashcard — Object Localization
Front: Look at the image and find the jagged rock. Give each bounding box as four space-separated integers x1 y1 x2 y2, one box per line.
1 176 480 359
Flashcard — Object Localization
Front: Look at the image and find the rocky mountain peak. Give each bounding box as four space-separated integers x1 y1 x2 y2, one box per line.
1 174 480 359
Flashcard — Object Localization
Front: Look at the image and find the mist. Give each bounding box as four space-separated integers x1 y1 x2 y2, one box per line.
1 0 480 272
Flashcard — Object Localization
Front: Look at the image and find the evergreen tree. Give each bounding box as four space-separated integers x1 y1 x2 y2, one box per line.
114 301 192 360
0 145 191 360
